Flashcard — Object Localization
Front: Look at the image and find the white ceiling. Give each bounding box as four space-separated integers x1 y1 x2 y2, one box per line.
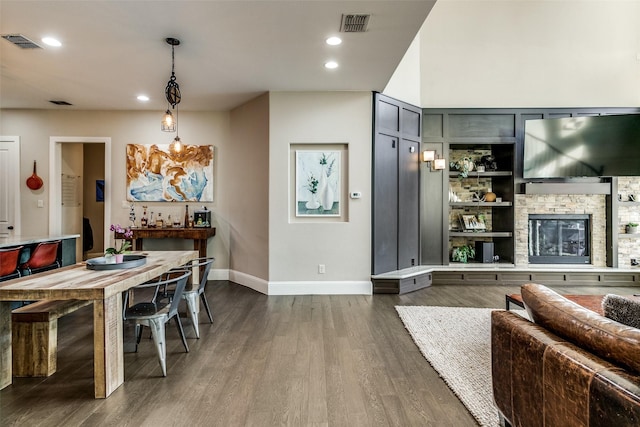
0 0 436 112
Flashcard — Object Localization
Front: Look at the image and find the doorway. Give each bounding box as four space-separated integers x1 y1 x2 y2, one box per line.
49 137 111 260
0 136 21 237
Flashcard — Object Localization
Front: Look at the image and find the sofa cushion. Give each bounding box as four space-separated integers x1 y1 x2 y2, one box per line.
521 283 640 376
603 294 640 329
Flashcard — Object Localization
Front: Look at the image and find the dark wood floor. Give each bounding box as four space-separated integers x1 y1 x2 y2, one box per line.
2 281 637 426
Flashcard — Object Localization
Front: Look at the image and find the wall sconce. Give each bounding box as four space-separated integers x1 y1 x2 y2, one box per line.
422 150 435 162
422 150 446 171
432 157 447 170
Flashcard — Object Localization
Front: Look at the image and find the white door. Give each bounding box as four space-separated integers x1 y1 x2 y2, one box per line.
0 137 21 237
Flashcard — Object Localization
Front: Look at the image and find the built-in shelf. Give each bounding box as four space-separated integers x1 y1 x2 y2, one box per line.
448 171 512 178
450 202 513 207
449 231 512 238
618 201 640 206
524 182 611 195
619 233 640 238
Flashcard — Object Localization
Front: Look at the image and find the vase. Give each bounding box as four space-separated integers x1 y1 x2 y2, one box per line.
104 254 116 264
115 254 124 263
305 193 320 210
322 182 334 211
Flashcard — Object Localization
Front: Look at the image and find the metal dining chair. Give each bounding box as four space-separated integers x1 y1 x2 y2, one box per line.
123 269 192 377
176 257 215 338
0 246 23 281
20 240 61 275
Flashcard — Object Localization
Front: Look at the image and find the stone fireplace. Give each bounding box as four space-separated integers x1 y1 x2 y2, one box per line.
515 194 606 266
528 214 591 264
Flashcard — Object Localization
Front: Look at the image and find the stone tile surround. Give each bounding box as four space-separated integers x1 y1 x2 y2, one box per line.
515 194 606 267
617 177 640 266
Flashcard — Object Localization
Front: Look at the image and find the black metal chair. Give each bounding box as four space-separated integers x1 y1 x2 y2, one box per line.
123 269 191 376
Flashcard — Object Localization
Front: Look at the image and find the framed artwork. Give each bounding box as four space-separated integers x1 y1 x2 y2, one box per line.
295 150 341 217
125 144 214 202
461 214 486 230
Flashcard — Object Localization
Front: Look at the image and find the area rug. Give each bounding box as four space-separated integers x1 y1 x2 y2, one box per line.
395 306 499 427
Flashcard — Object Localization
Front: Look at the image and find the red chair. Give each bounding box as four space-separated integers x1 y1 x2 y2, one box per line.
20 240 61 275
0 246 23 281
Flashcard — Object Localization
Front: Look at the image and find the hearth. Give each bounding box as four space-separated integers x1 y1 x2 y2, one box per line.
528 214 591 264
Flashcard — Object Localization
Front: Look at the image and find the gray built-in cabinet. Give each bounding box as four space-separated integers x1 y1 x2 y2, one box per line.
372 93 421 275
421 107 640 267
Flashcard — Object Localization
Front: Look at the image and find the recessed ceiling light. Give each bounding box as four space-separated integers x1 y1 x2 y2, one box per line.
326 36 342 46
41 37 61 47
324 61 339 69
137 95 150 102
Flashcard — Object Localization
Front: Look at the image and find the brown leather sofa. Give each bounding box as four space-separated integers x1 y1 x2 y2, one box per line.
491 284 640 427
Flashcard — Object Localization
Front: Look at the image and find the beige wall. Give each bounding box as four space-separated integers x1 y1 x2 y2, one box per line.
268 92 372 293
385 0 640 108
0 109 231 271
227 94 270 281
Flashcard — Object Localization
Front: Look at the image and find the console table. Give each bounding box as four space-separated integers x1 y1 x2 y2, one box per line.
117 228 216 259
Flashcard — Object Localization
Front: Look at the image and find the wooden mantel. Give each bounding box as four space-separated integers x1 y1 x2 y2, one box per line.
117 227 216 259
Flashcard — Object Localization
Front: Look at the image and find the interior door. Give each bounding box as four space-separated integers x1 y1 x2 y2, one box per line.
0 137 21 237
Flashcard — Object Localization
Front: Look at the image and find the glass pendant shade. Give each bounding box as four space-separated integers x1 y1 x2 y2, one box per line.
161 109 176 132
171 136 183 153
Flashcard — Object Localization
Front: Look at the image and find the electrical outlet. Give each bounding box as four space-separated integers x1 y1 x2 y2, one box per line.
318 264 326 274
37 200 44 208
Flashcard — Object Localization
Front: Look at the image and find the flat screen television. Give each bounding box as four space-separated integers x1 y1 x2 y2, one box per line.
523 114 640 178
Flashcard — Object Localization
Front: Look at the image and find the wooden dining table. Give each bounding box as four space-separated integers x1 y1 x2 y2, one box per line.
0 250 198 398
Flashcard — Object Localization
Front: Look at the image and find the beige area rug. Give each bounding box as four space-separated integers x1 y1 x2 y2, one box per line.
395 306 500 427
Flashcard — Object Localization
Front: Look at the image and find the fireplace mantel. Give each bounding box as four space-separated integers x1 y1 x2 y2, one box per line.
524 182 611 195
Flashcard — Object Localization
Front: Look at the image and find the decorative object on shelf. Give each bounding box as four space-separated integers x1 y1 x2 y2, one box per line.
476 165 485 173
484 189 497 202
452 244 475 263
480 155 497 171
194 207 212 227
472 192 486 202
449 188 460 202
450 157 474 178
105 224 133 259
295 150 341 217
129 204 136 228
626 223 639 234
26 160 44 190
126 143 214 202
630 195 637 202
461 214 486 230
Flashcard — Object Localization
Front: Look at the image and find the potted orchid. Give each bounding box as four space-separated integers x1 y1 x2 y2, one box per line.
105 224 133 263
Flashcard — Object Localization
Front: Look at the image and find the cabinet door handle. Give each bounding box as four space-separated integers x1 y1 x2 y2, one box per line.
410 146 415 153
392 141 396 148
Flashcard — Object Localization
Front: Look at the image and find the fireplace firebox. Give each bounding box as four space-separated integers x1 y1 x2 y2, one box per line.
528 214 591 264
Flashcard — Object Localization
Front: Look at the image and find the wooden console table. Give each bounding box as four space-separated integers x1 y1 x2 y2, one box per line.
118 228 216 259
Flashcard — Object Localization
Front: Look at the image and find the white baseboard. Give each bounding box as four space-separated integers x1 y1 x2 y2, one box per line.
267 280 373 295
209 268 229 280
225 269 373 295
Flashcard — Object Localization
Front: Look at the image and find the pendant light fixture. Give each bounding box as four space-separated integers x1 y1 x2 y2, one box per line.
162 37 183 153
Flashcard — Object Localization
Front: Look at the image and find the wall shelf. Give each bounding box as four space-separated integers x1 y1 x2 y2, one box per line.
619 233 640 238
448 171 512 178
450 202 512 207
449 231 512 238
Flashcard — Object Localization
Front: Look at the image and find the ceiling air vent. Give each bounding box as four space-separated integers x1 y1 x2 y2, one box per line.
49 100 73 106
1 34 42 49
340 14 370 32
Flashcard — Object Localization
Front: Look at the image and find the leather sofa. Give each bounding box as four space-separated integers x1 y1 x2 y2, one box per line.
491 283 640 427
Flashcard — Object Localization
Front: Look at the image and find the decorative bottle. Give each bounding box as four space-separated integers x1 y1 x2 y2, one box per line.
141 206 148 228
149 211 155 228
184 205 190 228
156 213 164 228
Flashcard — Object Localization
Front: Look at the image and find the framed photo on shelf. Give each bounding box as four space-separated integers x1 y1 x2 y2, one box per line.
460 214 486 231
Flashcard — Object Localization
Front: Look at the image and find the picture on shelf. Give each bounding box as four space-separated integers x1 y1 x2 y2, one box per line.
460 214 486 231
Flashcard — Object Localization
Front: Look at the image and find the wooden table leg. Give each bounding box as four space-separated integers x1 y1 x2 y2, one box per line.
0 301 11 390
93 294 124 398
193 238 207 259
